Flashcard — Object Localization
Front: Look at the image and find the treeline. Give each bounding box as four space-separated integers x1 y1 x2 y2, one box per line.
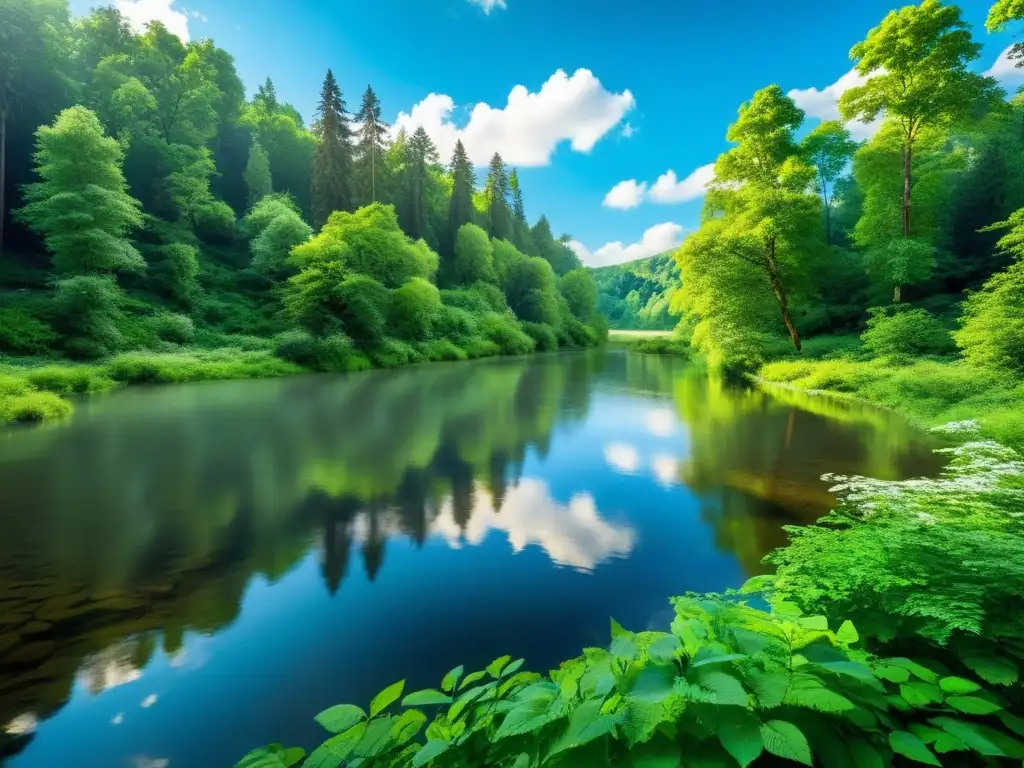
591 253 681 330
0 1 604 391
675 0 1024 379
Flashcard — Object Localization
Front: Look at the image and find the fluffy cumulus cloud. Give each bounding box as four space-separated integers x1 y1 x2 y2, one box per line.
115 0 191 41
603 179 647 210
649 164 716 204
985 45 1024 83
468 0 507 12
568 222 685 268
392 69 635 167
787 69 881 141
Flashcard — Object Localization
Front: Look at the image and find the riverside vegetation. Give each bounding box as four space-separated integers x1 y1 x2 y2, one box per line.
236 0 1024 766
0 1 606 424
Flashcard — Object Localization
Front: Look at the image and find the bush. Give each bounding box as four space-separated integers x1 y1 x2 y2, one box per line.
104 350 301 384
370 339 425 368
152 242 201 304
390 278 441 342
25 365 113 395
433 305 477 344
521 322 558 352
478 312 535 356
559 268 599 321
458 335 502 359
1 390 72 422
418 339 467 362
505 256 560 325
636 337 689 356
148 313 195 344
53 275 124 359
0 308 58 354
193 201 237 243
335 275 390 346
316 334 373 373
452 223 497 285
284 260 347 336
954 258 1024 375
861 306 955 359
250 207 312 279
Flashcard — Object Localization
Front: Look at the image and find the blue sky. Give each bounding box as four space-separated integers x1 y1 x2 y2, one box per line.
72 0 1016 266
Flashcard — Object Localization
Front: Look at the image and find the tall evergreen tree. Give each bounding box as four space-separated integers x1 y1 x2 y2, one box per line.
485 152 513 241
509 168 526 223
311 69 353 227
254 77 278 111
448 139 476 253
244 138 272 208
353 85 389 206
400 126 438 242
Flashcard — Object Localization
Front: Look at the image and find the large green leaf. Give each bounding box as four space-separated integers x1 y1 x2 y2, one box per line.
402 690 453 707
835 620 859 645
449 683 493 721
997 710 1024 737
691 670 748 707
874 665 911 683
502 658 526 678
487 655 512 678
281 748 304 767
410 740 450 768
946 695 1002 715
580 665 615 700
354 716 396 758
314 704 366 734
886 658 938 683
458 670 487 691
939 676 981 695
390 710 427 745
717 708 763 767
493 691 562 740
961 655 1019 686
629 664 677 704
646 634 682 665
629 735 682 767
235 748 289 768
690 653 745 669
747 669 789 709
759 720 811 766
611 632 640 662
899 682 942 707
931 717 1005 757
303 723 367 768
545 699 621 760
783 683 853 714
889 731 941 766
441 665 464 694
370 681 405 717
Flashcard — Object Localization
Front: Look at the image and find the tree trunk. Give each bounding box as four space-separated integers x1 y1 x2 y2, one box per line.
1 100 7 256
824 201 831 247
893 283 902 303
765 237 801 351
896 140 913 303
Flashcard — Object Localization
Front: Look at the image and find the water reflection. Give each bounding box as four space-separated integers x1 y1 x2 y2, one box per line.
0 350 944 766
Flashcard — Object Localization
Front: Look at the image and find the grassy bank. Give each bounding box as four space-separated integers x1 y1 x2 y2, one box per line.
608 329 690 357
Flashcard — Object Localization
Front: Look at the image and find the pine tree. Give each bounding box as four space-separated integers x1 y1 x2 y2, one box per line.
508 167 536 254
448 139 476 255
254 77 278 111
354 85 389 206
400 126 438 242
485 152 513 241
311 69 353 227
244 138 272 208
509 168 526 222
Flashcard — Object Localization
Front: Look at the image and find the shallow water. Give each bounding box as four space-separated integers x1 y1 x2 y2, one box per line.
0 350 944 767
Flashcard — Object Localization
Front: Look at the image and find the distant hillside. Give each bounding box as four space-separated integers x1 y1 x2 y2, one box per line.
590 252 682 330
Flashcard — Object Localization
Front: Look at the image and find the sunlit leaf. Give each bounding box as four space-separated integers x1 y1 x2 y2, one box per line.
835 621 859 645
410 740 450 768
545 699 621 760
939 676 981 695
315 704 366 734
390 710 427 744
717 708 763 767
370 681 405 718
441 665 463 693
402 690 453 707
759 720 811 766
946 695 1002 715
501 658 526 678
486 655 512 678
458 670 486 691
889 731 941 766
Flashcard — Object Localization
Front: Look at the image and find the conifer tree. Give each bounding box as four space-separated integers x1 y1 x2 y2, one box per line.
244 138 273 208
354 85 389 206
311 69 353 227
509 168 526 223
485 153 513 241
448 139 476 249
398 126 438 243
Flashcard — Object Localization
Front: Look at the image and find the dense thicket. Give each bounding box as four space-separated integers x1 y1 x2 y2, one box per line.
0 0 601 419
591 253 681 330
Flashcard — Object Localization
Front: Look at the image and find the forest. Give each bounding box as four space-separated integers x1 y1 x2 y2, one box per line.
0 0 606 424
591 253 680 331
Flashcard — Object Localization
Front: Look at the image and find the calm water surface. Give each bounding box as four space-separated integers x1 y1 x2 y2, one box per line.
0 350 944 767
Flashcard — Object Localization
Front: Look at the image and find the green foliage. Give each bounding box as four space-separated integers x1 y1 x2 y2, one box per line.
503 256 560 326
240 592 1024 768
194 201 238 244
521 323 558 352
273 330 371 373
591 253 681 331
148 313 196 344
152 243 201 304
251 207 313 279
558 270 598 323
245 139 274 208
453 224 497 285
22 365 114 395
335 275 391 347
52 275 124 359
16 106 145 276
105 348 301 384
0 308 58 355
860 307 955 359
478 313 535 356
390 278 442 342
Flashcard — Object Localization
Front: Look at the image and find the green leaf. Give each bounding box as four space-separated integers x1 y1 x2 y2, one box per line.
629 735 682 767
835 621 859 645
889 731 941 766
773 601 803 620
797 615 828 631
501 658 525 678
390 710 427 744
759 720 811 765
887 658 938 682
900 682 942 706
946 695 1002 715
458 670 486 691
402 690 453 707
939 676 981 695
908 724 944 744
611 632 640 662
784 684 854 713
931 717 1005 757
234 748 289 768
314 704 366 734
646 634 682 664
717 708 763 768
510 755 531 768
997 710 1024 737
282 748 305 767
629 663 677 704
847 739 885 768
354 716 396 758
692 669 749 707
690 653 745 669
486 655 512 679
962 655 1019 686
369 681 405 718
671 616 708 657
875 665 911 683
410 740 450 768
579 666 615 700
493 690 563 740
611 617 628 638
933 733 968 753
441 665 463 693
449 683 493 721
303 723 367 768
545 699 621 760
747 669 789 709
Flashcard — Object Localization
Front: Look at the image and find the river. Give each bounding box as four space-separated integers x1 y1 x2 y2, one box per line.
0 349 944 767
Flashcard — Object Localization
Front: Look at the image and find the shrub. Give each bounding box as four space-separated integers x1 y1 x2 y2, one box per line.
316 334 373 373
478 312 535 356
559 268 599 322
504 256 560 325
273 330 321 369
0 375 30 397
285 260 348 336
53 275 124 359
390 278 441 342
241 194 303 240
148 313 195 344
418 339 467 362
861 307 955 359
335 275 390 346
458 335 502 359
433 305 477 344
370 339 425 369
440 287 491 315
954 258 1024 375
25 366 113 395
1 391 72 422
193 201 237 243
521 322 558 352
0 308 58 354
250 206 312 279
104 350 300 384
152 242 201 304
636 337 689 356
238 592 1024 768
452 223 497 285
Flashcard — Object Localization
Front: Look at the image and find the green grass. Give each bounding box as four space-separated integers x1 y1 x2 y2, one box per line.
104 348 304 384
757 356 1024 449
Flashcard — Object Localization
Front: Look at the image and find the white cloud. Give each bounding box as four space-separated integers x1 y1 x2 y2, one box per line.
112 713 125 726
985 45 1024 83
621 122 636 138
431 479 635 572
115 0 190 41
603 179 647 210
651 455 679 487
644 409 677 437
393 69 635 167
568 222 685 268
604 443 641 474
469 0 507 12
649 164 716 204
141 694 158 708
189 9 208 22
787 68 881 141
